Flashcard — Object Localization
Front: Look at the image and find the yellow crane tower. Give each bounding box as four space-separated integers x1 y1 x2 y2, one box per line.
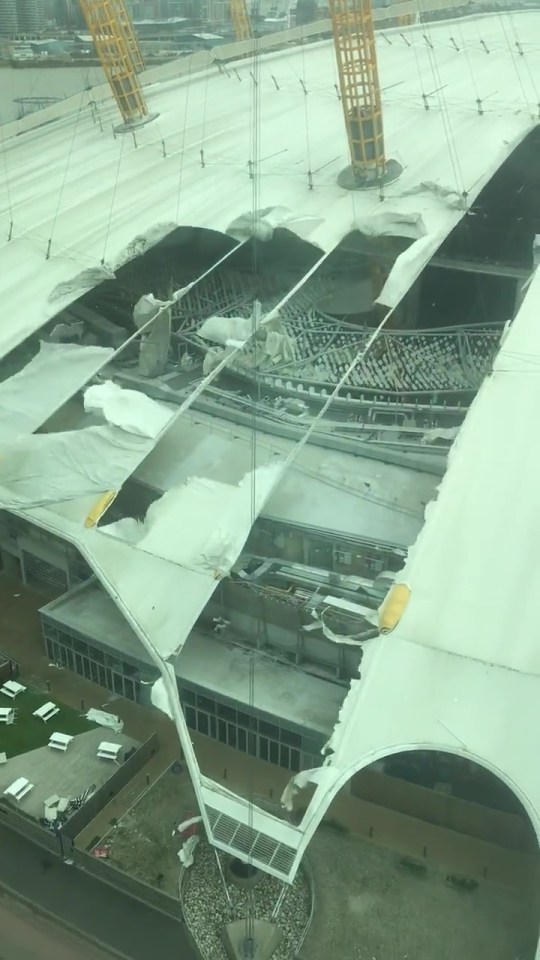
79 0 156 130
230 0 252 41
328 0 401 189
110 0 145 73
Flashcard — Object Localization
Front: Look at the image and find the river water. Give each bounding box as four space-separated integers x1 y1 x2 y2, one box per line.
0 65 106 124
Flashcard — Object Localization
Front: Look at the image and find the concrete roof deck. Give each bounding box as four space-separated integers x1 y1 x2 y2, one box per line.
176 631 345 736
0 727 138 821
40 580 156 668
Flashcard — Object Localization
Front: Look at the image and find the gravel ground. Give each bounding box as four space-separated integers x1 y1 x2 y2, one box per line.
183 842 311 960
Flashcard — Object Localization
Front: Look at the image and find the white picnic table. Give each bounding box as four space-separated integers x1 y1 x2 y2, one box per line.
0 679 26 699
4 776 33 802
97 741 122 761
48 731 74 752
33 701 59 722
0 706 15 724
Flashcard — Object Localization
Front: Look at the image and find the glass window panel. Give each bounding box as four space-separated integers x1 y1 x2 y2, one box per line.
181 688 196 705
260 720 279 739
184 706 196 729
290 749 301 772
227 724 237 749
279 745 290 769
237 728 247 753
209 716 217 739
72 637 88 656
247 732 257 757
45 637 54 659
98 665 107 688
113 672 123 696
82 657 92 681
237 710 257 730
281 727 302 748
268 741 279 765
91 646 105 664
217 702 236 722
197 695 215 714
217 719 227 743
197 712 209 736
259 736 269 762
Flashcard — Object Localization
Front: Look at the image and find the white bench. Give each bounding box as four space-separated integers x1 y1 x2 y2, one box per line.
48 732 74 752
33 701 59 723
0 752 7 765
0 679 26 699
4 777 33 802
97 741 122 762
0 707 15 724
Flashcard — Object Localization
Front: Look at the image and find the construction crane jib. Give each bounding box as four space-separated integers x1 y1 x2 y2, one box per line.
79 0 156 130
328 0 401 189
230 0 252 42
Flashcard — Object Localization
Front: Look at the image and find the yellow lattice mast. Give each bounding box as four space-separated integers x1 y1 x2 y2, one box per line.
230 0 252 41
110 0 145 73
79 0 156 130
329 0 401 189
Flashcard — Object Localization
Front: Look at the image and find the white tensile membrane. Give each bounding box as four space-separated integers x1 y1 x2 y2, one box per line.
0 341 113 440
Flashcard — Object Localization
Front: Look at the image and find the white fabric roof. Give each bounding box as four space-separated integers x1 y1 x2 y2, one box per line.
382 269 540 676
285 273 540 884
0 342 113 439
0 13 537 359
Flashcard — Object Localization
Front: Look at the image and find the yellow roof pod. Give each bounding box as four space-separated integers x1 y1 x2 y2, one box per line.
378 583 411 635
84 490 118 529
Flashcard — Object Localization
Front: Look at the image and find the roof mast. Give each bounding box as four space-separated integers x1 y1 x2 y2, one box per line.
230 0 252 41
329 0 401 189
79 0 156 131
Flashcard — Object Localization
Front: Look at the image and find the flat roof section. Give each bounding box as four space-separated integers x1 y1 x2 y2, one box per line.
41 580 155 668
175 631 345 736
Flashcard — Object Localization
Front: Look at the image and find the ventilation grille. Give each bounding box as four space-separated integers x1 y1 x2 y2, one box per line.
22 551 68 593
205 805 297 878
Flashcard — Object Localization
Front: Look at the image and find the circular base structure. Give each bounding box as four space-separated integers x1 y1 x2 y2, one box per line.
114 112 159 134
337 158 403 191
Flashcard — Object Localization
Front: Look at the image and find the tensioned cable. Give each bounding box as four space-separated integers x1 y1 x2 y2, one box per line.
47 94 89 257
0 108 13 232
416 0 466 196
175 54 195 223
101 133 127 264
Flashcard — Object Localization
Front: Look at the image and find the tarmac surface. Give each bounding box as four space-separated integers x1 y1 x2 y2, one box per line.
0 821 197 960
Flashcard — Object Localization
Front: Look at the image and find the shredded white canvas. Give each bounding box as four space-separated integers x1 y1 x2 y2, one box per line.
0 341 113 439
84 381 174 439
0 426 152 508
101 463 284 571
198 314 258 347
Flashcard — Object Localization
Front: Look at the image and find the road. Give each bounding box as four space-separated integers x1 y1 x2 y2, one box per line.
0 895 119 960
0 821 197 960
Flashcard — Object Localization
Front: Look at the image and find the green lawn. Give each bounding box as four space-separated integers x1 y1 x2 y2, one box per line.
0 688 96 759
